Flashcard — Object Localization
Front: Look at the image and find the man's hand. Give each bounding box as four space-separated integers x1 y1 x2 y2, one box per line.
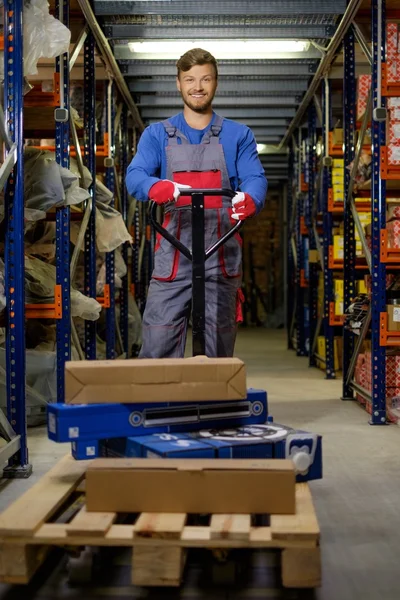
149 180 191 205
231 192 257 220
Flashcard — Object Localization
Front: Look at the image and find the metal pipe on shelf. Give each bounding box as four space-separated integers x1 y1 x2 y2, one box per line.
76 0 144 132
352 22 373 66
280 0 364 149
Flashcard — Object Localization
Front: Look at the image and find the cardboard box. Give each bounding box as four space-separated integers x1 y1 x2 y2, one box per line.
357 75 372 121
387 220 400 248
65 357 247 404
387 305 400 332
388 144 400 165
332 128 343 145
387 23 398 83
333 236 344 259
85 458 296 515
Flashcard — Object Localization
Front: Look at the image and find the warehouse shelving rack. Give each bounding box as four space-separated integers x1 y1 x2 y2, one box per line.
289 0 400 425
0 0 149 476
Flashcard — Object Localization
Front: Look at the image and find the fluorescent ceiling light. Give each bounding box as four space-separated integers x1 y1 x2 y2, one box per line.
128 40 310 60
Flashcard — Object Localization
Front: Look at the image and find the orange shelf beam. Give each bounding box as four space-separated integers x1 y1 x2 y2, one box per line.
329 302 344 326
96 284 111 309
25 285 62 319
381 62 400 97
328 188 371 213
300 216 308 236
329 132 344 157
380 312 400 347
24 74 60 108
300 269 308 288
300 173 308 193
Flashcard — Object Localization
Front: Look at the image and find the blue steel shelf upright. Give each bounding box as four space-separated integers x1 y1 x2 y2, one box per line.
321 79 336 379
83 31 97 360
105 81 116 359
119 106 130 357
55 0 71 402
342 28 357 401
287 144 295 350
2 0 31 477
295 132 307 356
369 0 387 424
306 104 318 368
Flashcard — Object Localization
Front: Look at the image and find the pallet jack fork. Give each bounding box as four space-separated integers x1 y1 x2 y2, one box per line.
150 188 243 356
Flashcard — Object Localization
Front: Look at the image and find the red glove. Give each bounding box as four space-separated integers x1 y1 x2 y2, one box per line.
149 180 191 205
231 192 257 220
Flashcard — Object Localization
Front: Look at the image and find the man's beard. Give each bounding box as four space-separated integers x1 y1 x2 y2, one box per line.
180 91 214 113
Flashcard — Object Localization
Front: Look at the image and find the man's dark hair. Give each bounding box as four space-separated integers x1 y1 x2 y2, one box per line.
176 48 218 79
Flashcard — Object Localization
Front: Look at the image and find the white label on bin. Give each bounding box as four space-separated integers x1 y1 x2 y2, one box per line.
48 413 56 434
393 307 400 322
68 427 79 439
86 446 96 456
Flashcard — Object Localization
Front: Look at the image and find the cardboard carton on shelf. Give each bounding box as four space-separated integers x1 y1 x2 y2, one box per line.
332 128 344 146
356 74 371 121
85 458 296 515
65 357 247 404
387 305 400 333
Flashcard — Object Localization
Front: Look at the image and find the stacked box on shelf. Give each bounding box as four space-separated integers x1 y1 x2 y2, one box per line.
363 352 400 408
356 74 371 122
387 98 400 166
334 279 344 316
332 160 344 203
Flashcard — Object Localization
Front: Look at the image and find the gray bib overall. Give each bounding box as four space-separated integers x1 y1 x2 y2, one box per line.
139 114 243 358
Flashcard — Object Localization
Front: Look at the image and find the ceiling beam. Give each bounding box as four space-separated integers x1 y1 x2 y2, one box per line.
129 79 308 94
139 107 296 119
105 24 336 40
119 59 317 78
136 95 302 107
94 0 347 16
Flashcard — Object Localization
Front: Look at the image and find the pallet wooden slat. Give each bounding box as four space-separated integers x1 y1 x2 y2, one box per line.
66 506 116 537
270 483 320 541
133 513 187 539
210 514 251 541
0 455 88 537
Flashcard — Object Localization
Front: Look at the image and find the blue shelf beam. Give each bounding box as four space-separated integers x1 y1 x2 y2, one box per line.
307 104 318 368
322 79 336 379
287 145 295 350
119 106 129 357
370 0 387 424
3 0 31 476
55 0 71 403
84 32 97 360
342 28 356 400
105 81 116 359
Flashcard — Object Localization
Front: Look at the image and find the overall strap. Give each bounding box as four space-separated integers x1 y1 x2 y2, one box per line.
162 119 189 145
202 114 224 144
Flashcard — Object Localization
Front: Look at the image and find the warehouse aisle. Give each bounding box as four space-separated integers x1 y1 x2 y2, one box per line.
1 329 400 600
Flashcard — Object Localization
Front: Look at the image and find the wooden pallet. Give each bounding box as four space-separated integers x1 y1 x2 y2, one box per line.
0 455 321 589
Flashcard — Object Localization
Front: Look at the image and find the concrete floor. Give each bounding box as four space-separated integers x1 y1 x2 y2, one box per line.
1 329 400 600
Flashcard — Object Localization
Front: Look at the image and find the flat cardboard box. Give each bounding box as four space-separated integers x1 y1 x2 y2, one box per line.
85 458 296 515
65 357 247 404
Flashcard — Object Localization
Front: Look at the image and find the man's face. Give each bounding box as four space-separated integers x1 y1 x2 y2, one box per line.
177 64 218 113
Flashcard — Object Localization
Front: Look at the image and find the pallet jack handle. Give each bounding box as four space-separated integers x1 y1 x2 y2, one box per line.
149 189 244 357
149 188 243 261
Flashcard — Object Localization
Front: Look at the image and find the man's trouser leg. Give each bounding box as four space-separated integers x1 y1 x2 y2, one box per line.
139 277 192 358
205 275 242 357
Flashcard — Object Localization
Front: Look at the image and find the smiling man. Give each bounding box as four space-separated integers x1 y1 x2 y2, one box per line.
126 48 268 359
